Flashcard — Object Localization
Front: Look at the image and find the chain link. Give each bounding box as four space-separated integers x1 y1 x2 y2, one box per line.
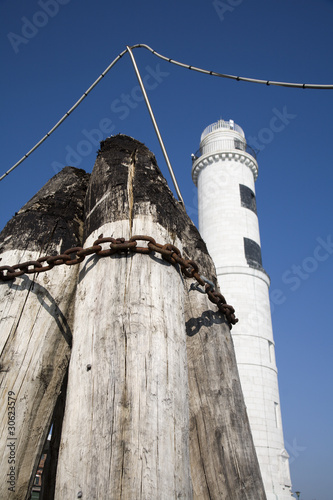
0 234 238 327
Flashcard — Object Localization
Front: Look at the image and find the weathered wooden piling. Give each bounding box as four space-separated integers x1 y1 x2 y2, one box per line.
183 240 266 499
54 135 265 499
0 167 89 500
1 136 266 499
148 178 266 498
54 136 192 499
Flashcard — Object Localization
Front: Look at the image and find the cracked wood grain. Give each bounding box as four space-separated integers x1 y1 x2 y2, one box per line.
55 136 192 499
55 135 265 499
1 136 265 499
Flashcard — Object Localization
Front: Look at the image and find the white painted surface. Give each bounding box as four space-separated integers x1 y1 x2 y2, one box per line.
193 119 292 499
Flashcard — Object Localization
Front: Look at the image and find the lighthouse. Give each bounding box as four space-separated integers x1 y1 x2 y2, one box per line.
192 119 292 499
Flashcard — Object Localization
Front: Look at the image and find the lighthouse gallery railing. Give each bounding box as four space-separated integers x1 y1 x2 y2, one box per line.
193 139 257 161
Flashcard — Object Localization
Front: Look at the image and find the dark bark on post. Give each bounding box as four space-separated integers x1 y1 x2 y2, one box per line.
0 167 89 500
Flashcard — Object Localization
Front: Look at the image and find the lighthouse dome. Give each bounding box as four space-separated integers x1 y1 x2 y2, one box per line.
200 119 245 141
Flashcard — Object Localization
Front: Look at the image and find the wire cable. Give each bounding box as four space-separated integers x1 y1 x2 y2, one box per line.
131 43 333 90
1 44 332 182
0 48 128 182
126 46 184 206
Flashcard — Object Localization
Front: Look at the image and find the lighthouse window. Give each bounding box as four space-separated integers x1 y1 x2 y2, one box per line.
268 341 274 363
274 402 279 428
244 238 262 268
239 184 257 214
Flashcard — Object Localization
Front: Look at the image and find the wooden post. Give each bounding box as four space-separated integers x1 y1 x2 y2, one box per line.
183 238 266 499
54 136 192 499
54 135 265 499
1 136 266 499
0 167 89 500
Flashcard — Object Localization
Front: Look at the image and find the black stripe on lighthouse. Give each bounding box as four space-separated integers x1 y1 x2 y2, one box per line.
239 184 257 214
244 237 262 269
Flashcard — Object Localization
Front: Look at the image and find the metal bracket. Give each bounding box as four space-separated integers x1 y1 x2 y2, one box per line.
189 275 215 294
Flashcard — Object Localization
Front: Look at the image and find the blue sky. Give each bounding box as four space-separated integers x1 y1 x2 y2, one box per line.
1 1 333 498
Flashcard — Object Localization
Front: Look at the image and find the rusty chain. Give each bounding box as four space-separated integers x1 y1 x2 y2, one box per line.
0 235 238 328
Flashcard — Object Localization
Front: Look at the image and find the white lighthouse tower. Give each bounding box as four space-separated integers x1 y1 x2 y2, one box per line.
192 119 292 499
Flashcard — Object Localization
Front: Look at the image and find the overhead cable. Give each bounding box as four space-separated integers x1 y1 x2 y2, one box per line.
126 45 184 206
1 44 332 182
0 48 128 182
132 43 333 90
